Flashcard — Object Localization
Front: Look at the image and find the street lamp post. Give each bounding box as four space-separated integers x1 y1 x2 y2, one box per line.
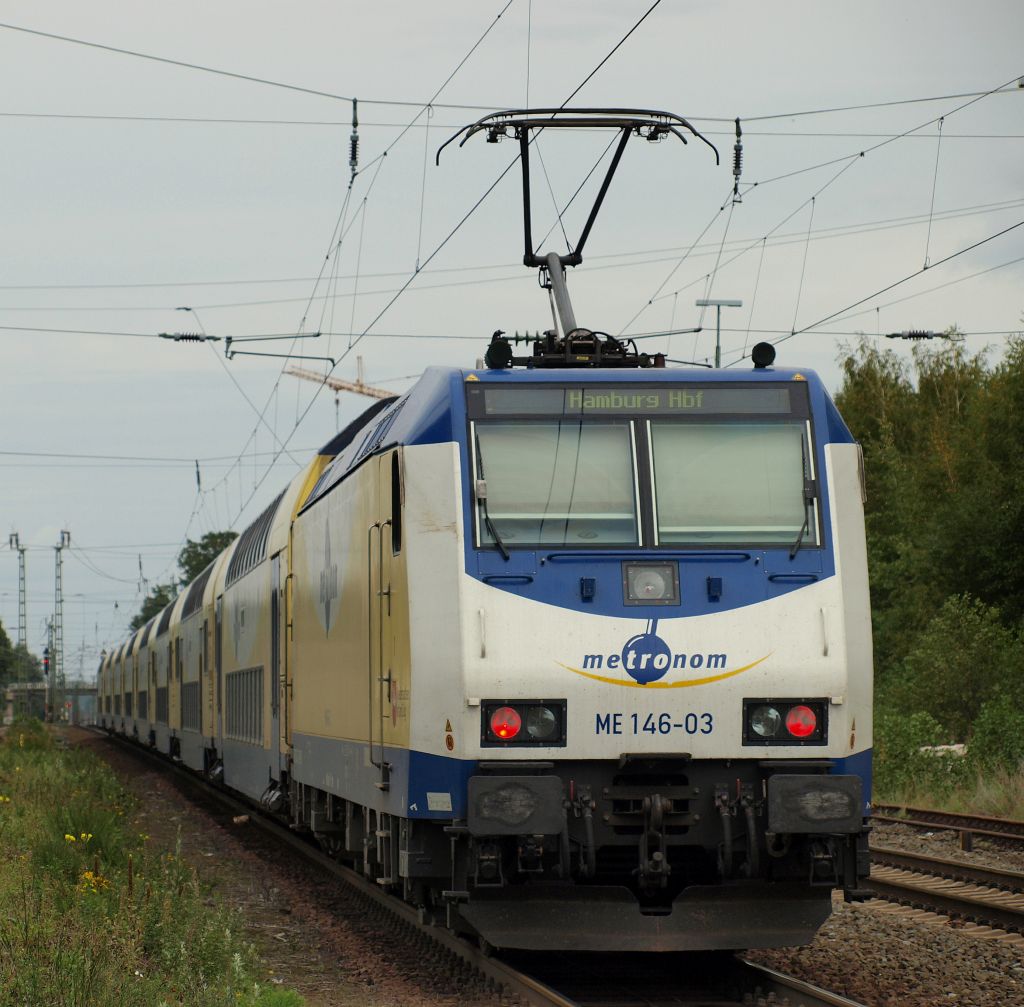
695 298 743 368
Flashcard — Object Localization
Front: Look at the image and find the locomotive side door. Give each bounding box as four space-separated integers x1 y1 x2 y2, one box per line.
368 450 400 792
270 552 284 777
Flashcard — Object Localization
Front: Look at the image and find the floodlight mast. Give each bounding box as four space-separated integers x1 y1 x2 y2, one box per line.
439 108 719 343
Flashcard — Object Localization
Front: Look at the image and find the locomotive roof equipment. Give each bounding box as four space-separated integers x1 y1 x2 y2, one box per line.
439 108 719 370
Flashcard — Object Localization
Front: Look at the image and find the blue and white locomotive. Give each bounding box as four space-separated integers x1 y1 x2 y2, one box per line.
98 108 872 952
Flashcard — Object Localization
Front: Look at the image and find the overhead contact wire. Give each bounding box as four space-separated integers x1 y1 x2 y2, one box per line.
230 0 671 524
924 117 945 268
725 219 1024 364
790 197 816 335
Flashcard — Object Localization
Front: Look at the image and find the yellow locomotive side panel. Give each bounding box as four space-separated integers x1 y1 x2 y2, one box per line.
268 456 331 760
291 450 411 752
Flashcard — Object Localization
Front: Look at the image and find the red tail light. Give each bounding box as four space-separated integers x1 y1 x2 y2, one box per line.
489 706 522 740
785 705 817 738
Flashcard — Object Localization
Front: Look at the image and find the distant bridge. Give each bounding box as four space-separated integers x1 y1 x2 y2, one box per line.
3 680 97 726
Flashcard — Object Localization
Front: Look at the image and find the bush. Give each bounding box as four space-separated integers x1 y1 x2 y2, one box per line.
873 708 969 799
886 594 1024 740
967 693 1024 772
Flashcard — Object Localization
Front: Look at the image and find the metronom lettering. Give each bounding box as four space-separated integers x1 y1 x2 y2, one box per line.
582 652 727 672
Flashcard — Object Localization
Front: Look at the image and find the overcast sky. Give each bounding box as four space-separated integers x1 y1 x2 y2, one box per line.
1 0 1021 673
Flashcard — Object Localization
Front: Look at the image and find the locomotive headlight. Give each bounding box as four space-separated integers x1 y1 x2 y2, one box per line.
785 704 818 738
482 700 567 746
750 704 782 738
743 699 827 745
526 705 558 740
489 706 522 740
623 562 680 605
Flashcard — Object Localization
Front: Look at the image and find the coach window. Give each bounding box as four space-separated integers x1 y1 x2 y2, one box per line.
649 421 816 547
391 451 403 555
473 421 640 547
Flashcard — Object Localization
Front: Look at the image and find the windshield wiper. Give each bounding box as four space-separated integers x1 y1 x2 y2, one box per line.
473 434 510 561
789 477 816 560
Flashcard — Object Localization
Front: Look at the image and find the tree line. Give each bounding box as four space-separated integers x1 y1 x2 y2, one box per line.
835 333 1024 779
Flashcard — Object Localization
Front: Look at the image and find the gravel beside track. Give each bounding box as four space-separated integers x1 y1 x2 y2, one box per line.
746 817 1024 1006
69 727 1024 1006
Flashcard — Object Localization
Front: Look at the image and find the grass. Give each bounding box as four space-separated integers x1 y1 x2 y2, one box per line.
0 717 304 1007
877 766 1024 821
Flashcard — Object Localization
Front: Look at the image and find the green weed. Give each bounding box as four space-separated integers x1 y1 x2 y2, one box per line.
0 720 304 1007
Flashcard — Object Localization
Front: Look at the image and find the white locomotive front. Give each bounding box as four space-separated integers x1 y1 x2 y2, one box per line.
285 349 873 952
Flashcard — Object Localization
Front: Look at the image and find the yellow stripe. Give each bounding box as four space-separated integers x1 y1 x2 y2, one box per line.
556 652 772 688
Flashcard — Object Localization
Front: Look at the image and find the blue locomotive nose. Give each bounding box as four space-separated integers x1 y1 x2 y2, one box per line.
621 632 673 684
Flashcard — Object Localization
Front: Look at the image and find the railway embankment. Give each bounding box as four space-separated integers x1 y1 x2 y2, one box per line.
38 722 1024 1007
0 719 305 1007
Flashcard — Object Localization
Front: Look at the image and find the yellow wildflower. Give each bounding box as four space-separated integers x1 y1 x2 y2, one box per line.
78 869 110 894
80 832 93 842
64 834 76 843
0 795 11 804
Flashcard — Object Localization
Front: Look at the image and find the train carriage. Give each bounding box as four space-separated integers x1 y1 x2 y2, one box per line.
134 617 155 737
97 649 111 729
99 105 873 953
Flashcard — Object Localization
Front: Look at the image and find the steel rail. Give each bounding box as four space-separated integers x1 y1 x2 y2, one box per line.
88 730 866 1007
865 865 1024 934
873 804 1024 843
92 730 571 1007
872 845 1024 891
736 960 871 1007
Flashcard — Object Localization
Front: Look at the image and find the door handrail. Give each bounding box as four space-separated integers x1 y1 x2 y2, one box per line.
367 521 393 790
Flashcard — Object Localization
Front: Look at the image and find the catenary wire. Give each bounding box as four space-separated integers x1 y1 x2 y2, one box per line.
723 219 1024 364
225 0 672 527
1 196 1019 295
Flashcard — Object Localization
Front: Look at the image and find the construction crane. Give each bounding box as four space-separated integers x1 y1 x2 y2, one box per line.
287 358 394 430
286 358 393 400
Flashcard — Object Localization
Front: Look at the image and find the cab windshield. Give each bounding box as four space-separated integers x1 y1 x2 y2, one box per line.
468 382 816 550
475 422 639 547
650 422 809 545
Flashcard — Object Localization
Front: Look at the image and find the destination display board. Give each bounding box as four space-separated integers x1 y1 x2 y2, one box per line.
467 384 803 418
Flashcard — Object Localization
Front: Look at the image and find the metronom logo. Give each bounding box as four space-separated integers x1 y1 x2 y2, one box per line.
557 618 770 689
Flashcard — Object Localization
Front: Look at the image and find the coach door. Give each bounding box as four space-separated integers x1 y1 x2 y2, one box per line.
270 553 283 777
215 596 224 742
367 451 401 792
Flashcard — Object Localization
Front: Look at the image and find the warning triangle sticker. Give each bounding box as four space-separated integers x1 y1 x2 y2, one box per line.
444 719 453 733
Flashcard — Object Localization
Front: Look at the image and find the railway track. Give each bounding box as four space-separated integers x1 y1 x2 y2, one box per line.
872 804 1024 845
865 845 1024 936
89 729 867 1007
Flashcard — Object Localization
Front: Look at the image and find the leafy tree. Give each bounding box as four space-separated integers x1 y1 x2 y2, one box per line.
129 582 177 633
178 531 238 584
129 531 239 631
834 340 942 677
835 334 1024 683
0 618 12 687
